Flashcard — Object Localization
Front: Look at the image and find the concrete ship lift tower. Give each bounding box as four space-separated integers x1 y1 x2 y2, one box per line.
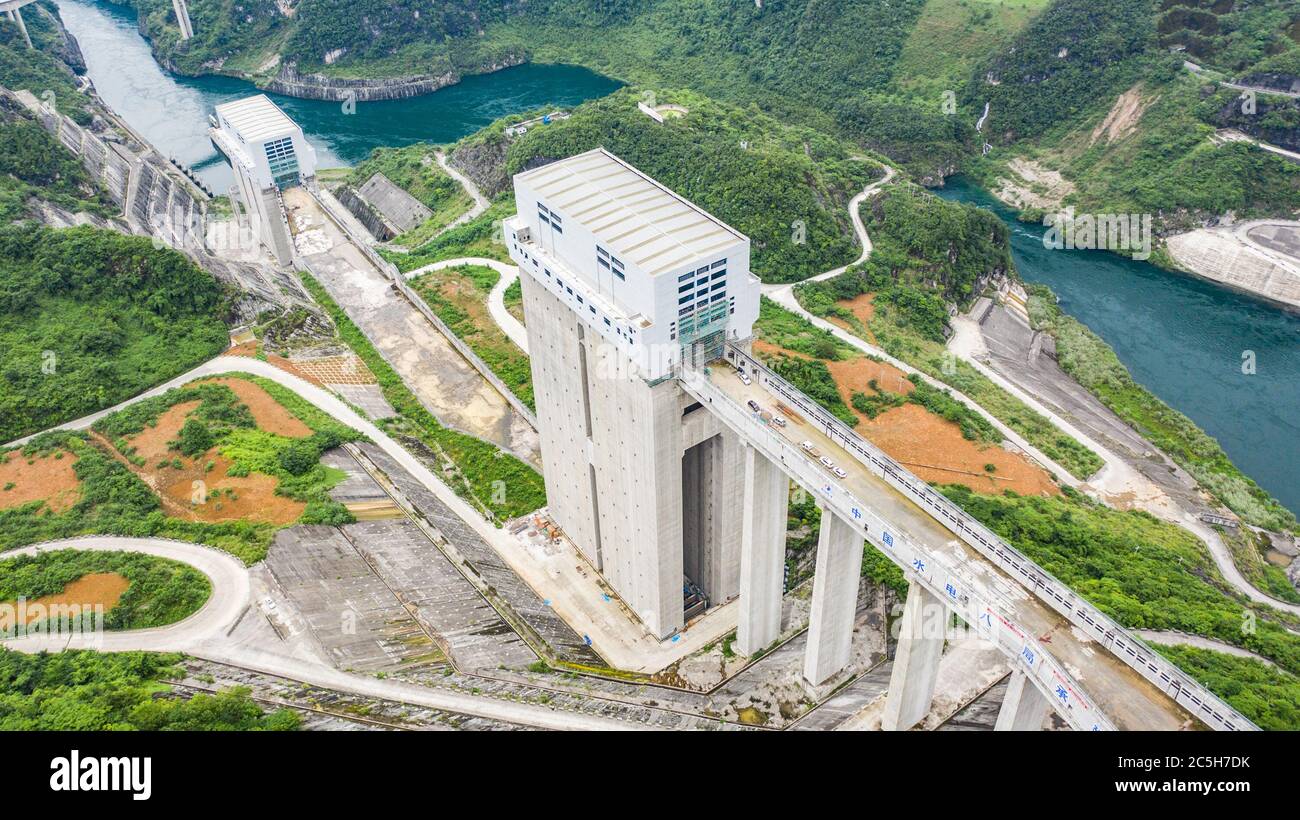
504 149 1256 732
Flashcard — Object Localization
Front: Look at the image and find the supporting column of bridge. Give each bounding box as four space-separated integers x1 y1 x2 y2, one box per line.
172 0 194 40
736 445 788 655
7 8 31 49
994 670 1051 731
882 581 945 731
802 508 863 686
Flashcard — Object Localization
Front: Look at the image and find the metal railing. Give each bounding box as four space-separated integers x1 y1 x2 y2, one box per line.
702 344 1257 731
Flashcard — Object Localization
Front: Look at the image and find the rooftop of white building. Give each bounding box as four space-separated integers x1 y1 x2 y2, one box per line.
215 94 299 143
515 148 745 276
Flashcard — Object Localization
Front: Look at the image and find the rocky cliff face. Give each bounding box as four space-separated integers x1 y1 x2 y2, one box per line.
448 132 512 198
1213 92 1300 153
240 52 524 102
264 68 458 102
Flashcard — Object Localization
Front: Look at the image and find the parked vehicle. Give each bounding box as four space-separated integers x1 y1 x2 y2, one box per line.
832 466 848 479
819 456 835 470
771 415 787 428
739 372 752 386
747 400 761 413
800 440 816 453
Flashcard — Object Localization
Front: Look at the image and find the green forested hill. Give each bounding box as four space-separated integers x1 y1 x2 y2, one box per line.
126 0 1300 197
963 0 1300 227
0 224 230 442
438 87 882 282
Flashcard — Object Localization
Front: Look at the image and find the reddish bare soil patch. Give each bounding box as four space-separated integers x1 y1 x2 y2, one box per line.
158 453 304 525
829 293 878 343
105 395 305 526
224 341 259 358
826 355 914 398
856 403 1058 496
222 344 326 387
1 572 129 624
0 450 80 513
754 339 1057 496
194 377 312 438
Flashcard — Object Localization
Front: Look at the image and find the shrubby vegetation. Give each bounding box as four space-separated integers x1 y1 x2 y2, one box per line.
0 224 229 442
794 189 1103 479
95 379 362 526
0 376 367 562
0 102 113 222
1028 286 1296 532
1154 645 1300 732
0 649 300 730
0 550 210 630
299 271 546 521
765 354 858 428
943 485 1300 700
389 201 514 271
484 87 881 282
345 143 472 245
0 431 276 563
753 298 856 361
0 3 89 123
968 0 1155 142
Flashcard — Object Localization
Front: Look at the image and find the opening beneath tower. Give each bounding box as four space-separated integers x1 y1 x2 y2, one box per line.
681 432 725 622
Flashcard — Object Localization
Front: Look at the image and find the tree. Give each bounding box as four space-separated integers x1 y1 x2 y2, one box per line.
175 419 213 457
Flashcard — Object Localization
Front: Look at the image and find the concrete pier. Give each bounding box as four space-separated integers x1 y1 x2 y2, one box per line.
882 582 945 731
994 670 1051 731
802 510 863 686
736 446 788 655
172 0 194 40
8 8 31 49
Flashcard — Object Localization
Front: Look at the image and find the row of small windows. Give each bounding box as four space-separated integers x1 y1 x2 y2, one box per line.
541 266 636 346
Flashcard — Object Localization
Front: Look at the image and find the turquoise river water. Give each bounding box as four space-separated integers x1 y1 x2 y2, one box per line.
56 0 1296 516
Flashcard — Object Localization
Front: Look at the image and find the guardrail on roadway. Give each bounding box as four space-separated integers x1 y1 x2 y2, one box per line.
715 344 1257 732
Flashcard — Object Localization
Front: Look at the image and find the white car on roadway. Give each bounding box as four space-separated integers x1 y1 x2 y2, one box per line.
832 466 848 479
800 441 816 453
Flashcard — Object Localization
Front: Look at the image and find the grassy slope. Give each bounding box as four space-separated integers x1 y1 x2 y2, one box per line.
344 144 473 246
967 0 1300 227
893 0 1049 100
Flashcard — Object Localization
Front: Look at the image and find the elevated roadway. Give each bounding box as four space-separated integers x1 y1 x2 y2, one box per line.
680 345 1257 731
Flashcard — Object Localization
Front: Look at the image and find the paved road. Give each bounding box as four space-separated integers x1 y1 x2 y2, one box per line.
436 150 490 230
1 536 250 653
404 256 529 353
1135 630 1278 668
760 165 1084 486
1 361 641 730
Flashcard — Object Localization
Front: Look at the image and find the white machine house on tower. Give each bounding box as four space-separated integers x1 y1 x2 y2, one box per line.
209 94 317 265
